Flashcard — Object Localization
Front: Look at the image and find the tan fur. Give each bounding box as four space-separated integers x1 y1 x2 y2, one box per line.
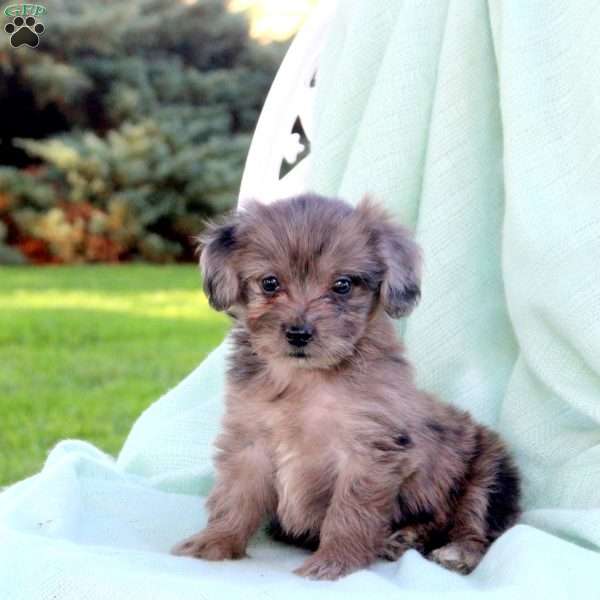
172 194 520 580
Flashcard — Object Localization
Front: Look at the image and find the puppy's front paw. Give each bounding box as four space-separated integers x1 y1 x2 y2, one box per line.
294 552 358 581
171 531 246 561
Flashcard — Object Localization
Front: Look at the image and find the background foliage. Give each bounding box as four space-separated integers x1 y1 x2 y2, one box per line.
0 0 286 264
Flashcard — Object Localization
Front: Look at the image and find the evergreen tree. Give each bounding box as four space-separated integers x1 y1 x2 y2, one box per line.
0 0 285 262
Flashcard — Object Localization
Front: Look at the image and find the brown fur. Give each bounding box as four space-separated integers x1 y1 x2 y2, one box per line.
172 194 521 580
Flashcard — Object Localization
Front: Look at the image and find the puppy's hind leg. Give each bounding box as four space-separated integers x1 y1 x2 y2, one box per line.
380 522 436 561
428 429 520 575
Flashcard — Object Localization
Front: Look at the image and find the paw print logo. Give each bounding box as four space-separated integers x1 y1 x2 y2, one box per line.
4 16 45 48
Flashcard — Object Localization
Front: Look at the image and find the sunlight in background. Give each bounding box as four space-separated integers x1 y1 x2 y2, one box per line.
180 0 319 42
229 0 320 42
0 289 228 322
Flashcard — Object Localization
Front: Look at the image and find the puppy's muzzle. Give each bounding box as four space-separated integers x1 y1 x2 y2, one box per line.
285 324 313 348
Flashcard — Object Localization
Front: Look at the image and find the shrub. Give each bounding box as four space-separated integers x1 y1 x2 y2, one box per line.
0 0 285 263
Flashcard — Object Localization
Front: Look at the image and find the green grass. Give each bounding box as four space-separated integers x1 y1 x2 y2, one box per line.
0 265 230 486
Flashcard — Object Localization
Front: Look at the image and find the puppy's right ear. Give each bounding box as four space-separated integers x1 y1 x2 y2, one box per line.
198 216 240 311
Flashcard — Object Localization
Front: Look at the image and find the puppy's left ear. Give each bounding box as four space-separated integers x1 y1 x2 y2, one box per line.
358 197 422 318
197 215 240 311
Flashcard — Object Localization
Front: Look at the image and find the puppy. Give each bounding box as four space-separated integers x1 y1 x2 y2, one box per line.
172 193 520 580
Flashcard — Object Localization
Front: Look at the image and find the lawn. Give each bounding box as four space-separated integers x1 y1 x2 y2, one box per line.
0 265 230 487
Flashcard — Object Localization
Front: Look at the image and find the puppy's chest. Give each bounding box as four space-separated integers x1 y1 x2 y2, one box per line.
263 384 351 530
267 383 349 459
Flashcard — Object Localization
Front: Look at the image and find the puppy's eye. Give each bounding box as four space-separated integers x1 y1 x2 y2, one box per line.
261 276 280 294
332 276 352 295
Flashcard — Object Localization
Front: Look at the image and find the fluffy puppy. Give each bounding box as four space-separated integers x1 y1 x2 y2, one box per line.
172 193 520 580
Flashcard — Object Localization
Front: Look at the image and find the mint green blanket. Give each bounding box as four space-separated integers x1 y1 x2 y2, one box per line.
2 1 600 598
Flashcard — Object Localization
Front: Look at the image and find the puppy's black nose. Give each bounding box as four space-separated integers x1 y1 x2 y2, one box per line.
285 324 313 347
